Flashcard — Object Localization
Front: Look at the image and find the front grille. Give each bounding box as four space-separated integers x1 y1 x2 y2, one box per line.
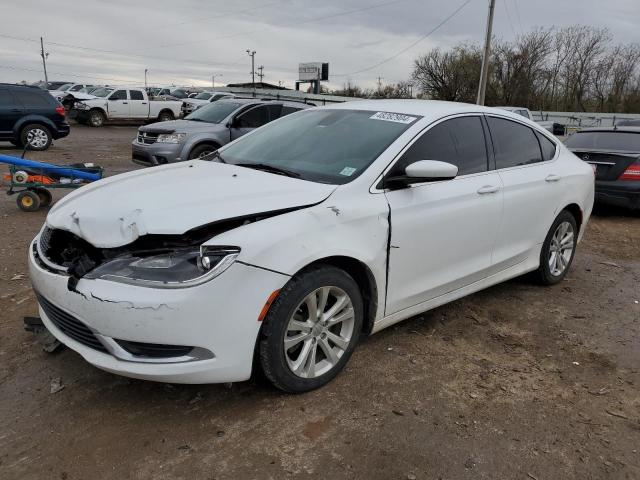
137 132 158 145
36 293 108 353
115 339 193 358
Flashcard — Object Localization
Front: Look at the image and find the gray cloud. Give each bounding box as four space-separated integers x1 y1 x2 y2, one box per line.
1 0 638 89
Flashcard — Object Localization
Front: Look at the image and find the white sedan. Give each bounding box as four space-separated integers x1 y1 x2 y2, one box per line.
28 100 594 392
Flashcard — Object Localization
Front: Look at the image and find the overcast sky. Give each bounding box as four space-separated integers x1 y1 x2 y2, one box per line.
0 0 638 90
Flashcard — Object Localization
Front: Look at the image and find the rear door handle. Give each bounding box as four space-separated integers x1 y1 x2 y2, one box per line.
545 174 561 182
477 185 500 194
122 102 128 104
141 102 147 105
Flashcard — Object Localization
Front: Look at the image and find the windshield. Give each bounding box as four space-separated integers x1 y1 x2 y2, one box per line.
185 101 242 123
219 109 418 184
53 83 73 91
194 92 213 100
565 131 640 152
91 87 114 98
171 89 188 98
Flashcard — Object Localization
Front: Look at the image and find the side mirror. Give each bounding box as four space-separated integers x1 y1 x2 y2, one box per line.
386 160 458 189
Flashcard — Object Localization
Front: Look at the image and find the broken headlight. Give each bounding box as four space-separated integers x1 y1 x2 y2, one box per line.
84 246 240 288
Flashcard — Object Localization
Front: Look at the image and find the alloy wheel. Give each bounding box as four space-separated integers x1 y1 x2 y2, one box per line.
26 128 48 149
548 221 574 276
284 286 355 379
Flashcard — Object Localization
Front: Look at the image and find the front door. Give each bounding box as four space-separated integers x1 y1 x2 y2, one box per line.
107 89 130 118
229 105 271 141
384 115 503 315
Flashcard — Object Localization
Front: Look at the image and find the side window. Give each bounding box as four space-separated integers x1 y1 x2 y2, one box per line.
281 106 302 117
110 90 127 100
0 89 16 106
536 131 557 161
13 90 51 108
487 117 542 169
235 105 269 128
392 116 488 177
266 104 283 120
129 90 144 100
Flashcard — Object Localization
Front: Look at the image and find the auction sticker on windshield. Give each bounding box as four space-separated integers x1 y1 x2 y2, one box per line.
370 112 417 124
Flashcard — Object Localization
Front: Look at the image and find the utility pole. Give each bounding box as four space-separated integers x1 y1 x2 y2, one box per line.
476 0 495 105
246 49 256 88
377 76 383 95
40 37 49 86
212 74 223 88
257 66 264 83
144 68 148 90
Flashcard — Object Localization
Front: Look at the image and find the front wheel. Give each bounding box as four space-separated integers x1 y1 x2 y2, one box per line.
188 144 217 160
536 210 578 285
88 109 106 127
259 266 363 393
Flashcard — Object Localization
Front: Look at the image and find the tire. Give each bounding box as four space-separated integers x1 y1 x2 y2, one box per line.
259 265 363 393
20 124 52 151
88 109 106 127
535 210 578 285
188 144 218 160
158 110 174 122
34 188 53 207
16 191 41 212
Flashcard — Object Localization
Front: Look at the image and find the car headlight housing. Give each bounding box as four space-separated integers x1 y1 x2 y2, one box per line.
75 102 89 110
84 246 240 288
156 133 187 144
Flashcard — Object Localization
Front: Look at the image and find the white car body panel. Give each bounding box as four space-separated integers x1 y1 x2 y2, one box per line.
28 99 595 384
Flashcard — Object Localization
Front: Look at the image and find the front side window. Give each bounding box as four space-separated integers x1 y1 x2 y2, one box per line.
390 116 488 177
487 117 542 169
129 90 144 100
235 105 270 128
219 109 417 184
110 90 127 100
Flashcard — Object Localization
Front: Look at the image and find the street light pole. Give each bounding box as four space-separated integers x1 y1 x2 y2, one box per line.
476 0 495 105
246 49 256 88
212 74 223 88
40 37 49 86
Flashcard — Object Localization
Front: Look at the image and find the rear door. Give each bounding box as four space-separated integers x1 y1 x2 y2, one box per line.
384 115 503 314
229 104 271 140
486 115 562 270
0 89 24 137
107 89 130 118
128 89 148 118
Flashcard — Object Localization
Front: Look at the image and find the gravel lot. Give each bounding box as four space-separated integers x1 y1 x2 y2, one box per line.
0 124 639 480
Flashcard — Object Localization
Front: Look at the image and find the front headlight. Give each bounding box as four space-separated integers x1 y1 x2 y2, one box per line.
156 133 187 144
84 246 240 288
75 102 89 110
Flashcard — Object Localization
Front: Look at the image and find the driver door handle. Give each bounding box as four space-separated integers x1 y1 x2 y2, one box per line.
545 174 561 182
477 185 500 195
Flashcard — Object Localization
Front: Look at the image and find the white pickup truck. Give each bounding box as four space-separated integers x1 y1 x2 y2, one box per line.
72 86 182 127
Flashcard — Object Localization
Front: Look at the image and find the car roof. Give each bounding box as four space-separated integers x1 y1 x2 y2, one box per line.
575 126 640 134
216 97 311 108
323 99 534 124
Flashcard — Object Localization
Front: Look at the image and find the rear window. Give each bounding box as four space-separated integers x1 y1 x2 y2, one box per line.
564 131 640 152
13 89 52 108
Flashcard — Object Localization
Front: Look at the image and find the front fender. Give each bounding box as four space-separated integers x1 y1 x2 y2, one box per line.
181 132 227 158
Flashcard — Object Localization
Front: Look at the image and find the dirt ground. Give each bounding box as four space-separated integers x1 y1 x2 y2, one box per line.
0 125 639 480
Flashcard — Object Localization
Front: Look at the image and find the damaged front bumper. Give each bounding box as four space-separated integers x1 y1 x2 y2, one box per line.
28 237 289 384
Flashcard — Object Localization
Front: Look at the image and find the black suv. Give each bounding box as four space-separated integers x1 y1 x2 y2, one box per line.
0 84 70 151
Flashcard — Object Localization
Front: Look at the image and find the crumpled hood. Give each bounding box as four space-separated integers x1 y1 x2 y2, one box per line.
46 161 336 248
138 119 222 134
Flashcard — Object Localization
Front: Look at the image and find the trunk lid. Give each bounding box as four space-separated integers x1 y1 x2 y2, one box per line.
569 149 640 181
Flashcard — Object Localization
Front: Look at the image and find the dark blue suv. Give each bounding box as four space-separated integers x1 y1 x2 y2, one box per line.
0 84 70 151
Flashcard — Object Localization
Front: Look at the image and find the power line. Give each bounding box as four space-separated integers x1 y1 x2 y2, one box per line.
158 0 288 28
512 0 524 34
334 0 473 77
0 65 147 85
502 0 518 38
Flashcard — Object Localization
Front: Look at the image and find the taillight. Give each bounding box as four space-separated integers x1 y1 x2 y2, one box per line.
55 105 65 117
620 163 640 181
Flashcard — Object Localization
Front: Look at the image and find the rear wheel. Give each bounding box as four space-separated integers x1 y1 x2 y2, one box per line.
188 144 217 160
16 191 41 212
20 124 52 151
259 266 363 393
88 109 105 127
536 210 578 285
158 110 174 122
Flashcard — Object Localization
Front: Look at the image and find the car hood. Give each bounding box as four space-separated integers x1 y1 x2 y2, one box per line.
138 119 224 134
46 160 336 248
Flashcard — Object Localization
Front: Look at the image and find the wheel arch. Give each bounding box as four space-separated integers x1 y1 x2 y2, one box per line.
158 108 175 119
562 203 583 233
293 255 378 336
13 116 55 140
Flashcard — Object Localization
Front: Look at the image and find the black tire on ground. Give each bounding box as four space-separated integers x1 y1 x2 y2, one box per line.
158 110 174 122
20 124 52 151
535 210 578 285
88 109 106 127
16 191 41 212
188 144 218 160
34 188 53 207
258 265 363 393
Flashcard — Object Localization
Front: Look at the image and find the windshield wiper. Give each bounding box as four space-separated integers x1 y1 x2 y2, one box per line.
236 162 300 178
